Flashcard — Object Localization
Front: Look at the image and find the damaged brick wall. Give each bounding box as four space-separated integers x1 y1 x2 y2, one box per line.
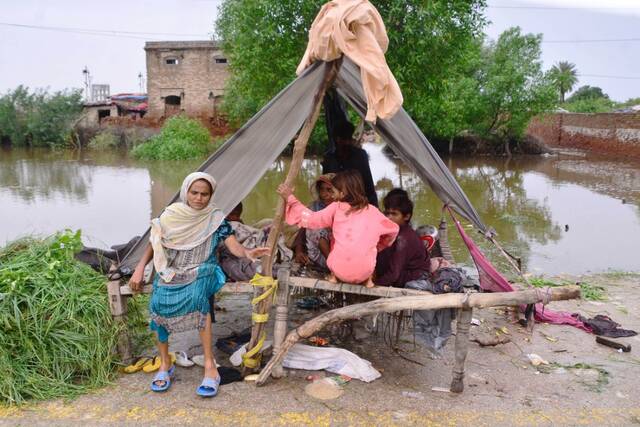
527 113 640 159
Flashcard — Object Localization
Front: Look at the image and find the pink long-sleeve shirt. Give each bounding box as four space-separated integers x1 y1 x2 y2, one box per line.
285 195 399 283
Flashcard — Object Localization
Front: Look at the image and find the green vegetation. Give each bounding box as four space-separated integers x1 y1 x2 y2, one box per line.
217 0 489 150
0 86 83 147
561 86 640 113
529 275 606 301
216 1 558 151
549 61 578 102
472 28 557 145
88 131 119 150
0 231 150 404
131 115 219 160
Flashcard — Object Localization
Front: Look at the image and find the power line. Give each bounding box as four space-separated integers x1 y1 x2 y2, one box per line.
543 37 640 43
0 22 210 40
578 74 640 80
488 4 640 10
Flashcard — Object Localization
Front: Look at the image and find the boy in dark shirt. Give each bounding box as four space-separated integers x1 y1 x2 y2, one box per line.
375 189 430 287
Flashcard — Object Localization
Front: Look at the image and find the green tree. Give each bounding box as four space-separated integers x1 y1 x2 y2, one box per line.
563 85 615 113
566 85 608 102
215 0 487 150
0 86 83 147
549 61 578 102
472 27 557 153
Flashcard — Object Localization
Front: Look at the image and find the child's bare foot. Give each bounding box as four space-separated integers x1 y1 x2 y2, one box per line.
326 273 338 284
364 277 374 288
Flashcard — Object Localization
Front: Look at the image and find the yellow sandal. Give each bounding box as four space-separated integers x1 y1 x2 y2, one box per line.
123 357 152 374
143 353 177 373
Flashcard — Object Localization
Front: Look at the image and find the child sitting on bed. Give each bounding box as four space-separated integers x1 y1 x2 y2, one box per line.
278 170 398 287
292 174 335 271
375 189 431 288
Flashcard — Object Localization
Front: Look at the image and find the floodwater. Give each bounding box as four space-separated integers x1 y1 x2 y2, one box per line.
1 144 639 275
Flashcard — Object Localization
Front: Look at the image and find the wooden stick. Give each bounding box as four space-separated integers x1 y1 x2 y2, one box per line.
271 267 291 378
288 276 434 298
119 281 254 296
245 60 342 373
255 285 580 385
450 307 472 393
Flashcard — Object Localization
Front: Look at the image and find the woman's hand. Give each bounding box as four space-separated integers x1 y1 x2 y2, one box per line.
128 267 145 292
277 184 293 199
245 247 271 261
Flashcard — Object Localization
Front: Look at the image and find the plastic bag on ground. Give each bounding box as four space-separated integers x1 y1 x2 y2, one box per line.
282 344 381 382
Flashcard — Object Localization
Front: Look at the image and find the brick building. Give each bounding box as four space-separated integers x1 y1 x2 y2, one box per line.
144 41 229 119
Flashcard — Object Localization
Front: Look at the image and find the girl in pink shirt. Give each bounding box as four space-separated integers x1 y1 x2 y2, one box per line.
277 171 398 287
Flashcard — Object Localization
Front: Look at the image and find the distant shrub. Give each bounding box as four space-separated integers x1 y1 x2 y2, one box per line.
88 132 119 150
131 116 213 160
0 86 83 147
564 97 616 114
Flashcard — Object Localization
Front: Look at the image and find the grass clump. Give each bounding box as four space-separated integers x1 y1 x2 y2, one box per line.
131 115 216 160
88 131 119 150
529 275 606 301
0 231 121 404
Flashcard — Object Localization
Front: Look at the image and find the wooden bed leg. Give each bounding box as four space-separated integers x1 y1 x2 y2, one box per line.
450 306 472 393
271 267 291 378
107 278 132 364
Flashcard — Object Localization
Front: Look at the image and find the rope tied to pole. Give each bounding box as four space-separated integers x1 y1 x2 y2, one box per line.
242 273 278 369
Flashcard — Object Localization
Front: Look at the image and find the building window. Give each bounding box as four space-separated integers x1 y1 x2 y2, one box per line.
214 57 227 64
165 58 179 65
98 109 111 123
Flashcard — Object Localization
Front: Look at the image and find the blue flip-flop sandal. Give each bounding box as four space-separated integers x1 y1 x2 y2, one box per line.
150 365 175 392
196 376 221 398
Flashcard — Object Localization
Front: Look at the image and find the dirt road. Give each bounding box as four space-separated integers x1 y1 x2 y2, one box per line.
1 273 639 426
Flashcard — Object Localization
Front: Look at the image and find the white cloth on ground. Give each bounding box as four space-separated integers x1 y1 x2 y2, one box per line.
282 343 381 382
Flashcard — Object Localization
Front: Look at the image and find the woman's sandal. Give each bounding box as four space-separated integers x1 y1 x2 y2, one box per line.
196 376 221 398
123 356 152 374
175 351 195 368
143 353 177 373
150 365 175 392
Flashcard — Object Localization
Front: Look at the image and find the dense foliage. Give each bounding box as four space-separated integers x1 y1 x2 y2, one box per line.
215 0 488 149
472 27 557 143
0 86 83 147
131 115 217 160
0 231 118 404
563 85 616 113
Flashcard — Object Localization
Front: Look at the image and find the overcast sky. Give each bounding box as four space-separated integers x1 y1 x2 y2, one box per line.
1 0 639 101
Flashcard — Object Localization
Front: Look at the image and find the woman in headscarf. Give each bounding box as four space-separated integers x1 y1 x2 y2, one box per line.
129 172 268 397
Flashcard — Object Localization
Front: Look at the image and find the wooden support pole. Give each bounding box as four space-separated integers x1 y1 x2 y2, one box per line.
245 60 342 372
107 276 132 363
271 267 291 378
450 307 472 393
256 285 580 385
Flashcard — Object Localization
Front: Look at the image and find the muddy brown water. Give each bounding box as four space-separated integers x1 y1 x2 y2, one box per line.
1 144 639 275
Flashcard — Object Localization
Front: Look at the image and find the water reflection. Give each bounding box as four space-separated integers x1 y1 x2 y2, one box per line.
0 147 92 202
0 145 638 274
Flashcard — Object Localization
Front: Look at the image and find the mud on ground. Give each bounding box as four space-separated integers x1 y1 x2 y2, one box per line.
1 273 639 426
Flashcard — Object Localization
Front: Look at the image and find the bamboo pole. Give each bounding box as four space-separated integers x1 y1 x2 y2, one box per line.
288 276 435 298
255 285 580 385
244 60 342 372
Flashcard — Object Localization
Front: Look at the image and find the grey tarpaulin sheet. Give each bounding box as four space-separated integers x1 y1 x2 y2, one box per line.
120 61 331 270
120 58 485 271
335 58 485 231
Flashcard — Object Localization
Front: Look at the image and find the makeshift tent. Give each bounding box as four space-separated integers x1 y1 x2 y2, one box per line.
119 57 486 271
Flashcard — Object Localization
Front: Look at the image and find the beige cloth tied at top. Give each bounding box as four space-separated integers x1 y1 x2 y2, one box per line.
296 0 403 122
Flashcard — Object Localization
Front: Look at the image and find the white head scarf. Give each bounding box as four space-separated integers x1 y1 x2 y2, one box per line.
150 172 225 282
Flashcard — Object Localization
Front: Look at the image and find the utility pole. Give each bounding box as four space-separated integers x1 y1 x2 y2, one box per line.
138 72 145 94
82 66 92 101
